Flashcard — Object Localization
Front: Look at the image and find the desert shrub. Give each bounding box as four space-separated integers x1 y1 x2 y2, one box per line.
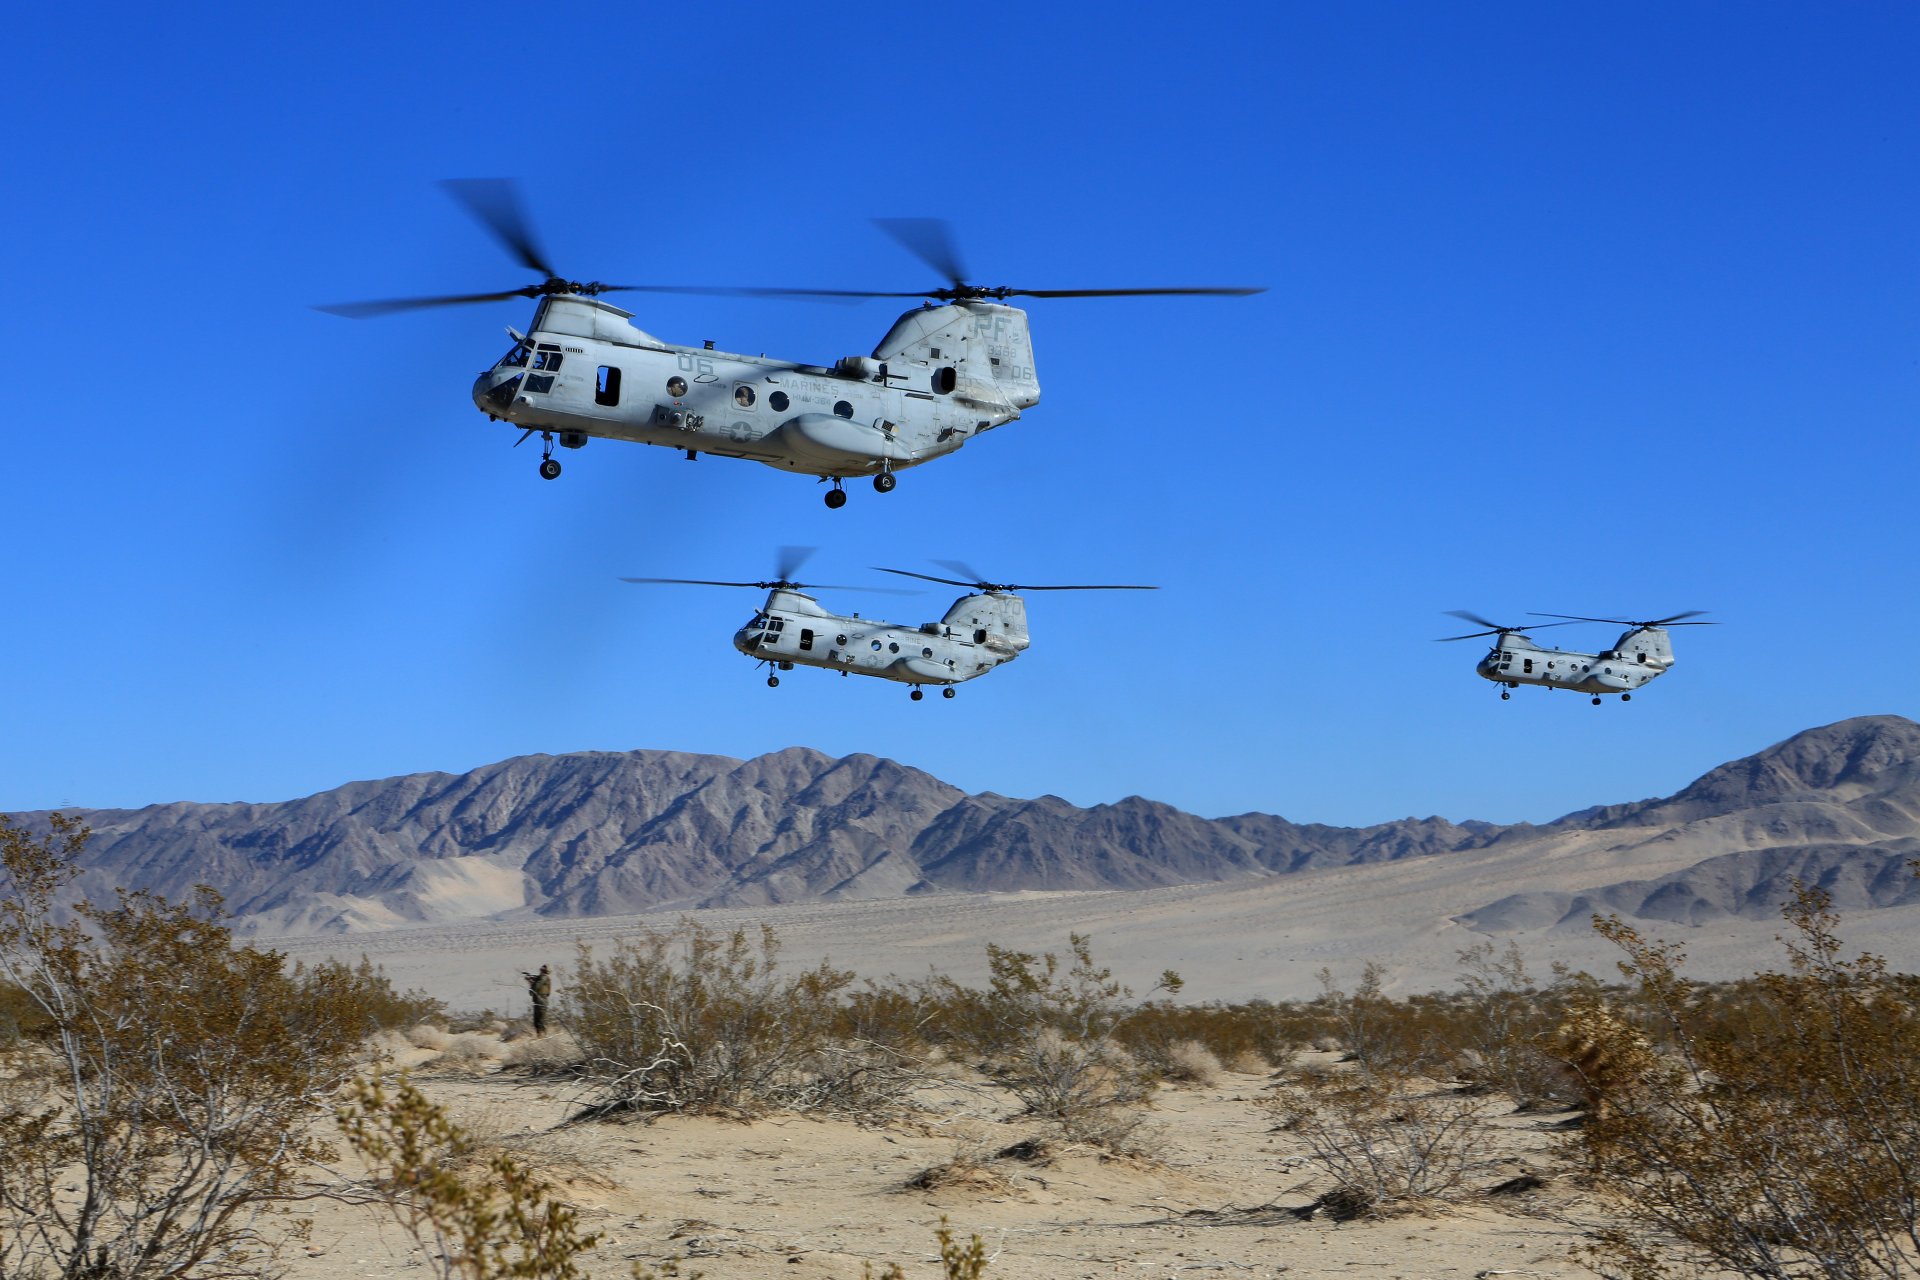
435 1032 504 1071
1311 963 1454 1075
287 954 446 1033
928 935 1178 1141
562 920 913 1119
1572 881 1920 1280
338 1073 601 1280
0 812 392 1280
1269 1071 1499 1214
1441 940 1588 1109
1161 1039 1223 1085
410 1022 455 1051
1114 998 1299 1075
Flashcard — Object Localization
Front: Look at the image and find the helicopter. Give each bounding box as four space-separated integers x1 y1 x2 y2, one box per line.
1439 611 1714 704
620 551 1155 700
320 181 1261 508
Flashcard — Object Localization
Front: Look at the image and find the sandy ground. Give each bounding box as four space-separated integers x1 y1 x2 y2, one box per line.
270 837 1920 1019
294 1043 1605 1280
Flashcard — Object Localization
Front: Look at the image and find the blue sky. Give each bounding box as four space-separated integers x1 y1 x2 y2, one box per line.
3 3 1914 828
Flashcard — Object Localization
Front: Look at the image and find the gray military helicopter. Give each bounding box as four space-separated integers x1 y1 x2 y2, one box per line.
620 551 1155 699
1439 611 1713 704
320 181 1261 507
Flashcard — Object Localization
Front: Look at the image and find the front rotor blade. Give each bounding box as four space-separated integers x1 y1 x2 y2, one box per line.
1013 286 1266 298
440 179 555 278
314 288 532 319
618 577 763 589
1446 610 1508 632
1436 628 1502 642
874 566 976 589
932 559 990 585
598 284 920 302
1647 611 1712 626
776 545 816 583
1016 583 1159 592
874 218 969 287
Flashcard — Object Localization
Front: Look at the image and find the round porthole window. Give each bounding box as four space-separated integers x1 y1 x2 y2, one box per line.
734 385 756 408
667 376 688 397
922 647 933 657
834 400 853 418
870 640 882 651
836 634 848 646
769 391 790 412
888 642 900 653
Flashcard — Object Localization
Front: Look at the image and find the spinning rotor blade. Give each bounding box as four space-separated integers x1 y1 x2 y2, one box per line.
875 217 969 288
619 576 917 595
440 178 555 278
314 289 536 319
875 566 1156 594
1528 611 1715 628
1437 611 1583 642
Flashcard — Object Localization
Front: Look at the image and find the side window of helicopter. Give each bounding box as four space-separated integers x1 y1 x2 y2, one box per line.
932 367 957 395
799 628 814 651
921 646 933 658
595 366 622 407
835 634 848 646
533 345 564 372
834 400 853 418
667 376 688 398
525 373 555 394
1523 658 1534 674
870 640 882 651
769 391 790 412
973 629 987 644
734 384 756 409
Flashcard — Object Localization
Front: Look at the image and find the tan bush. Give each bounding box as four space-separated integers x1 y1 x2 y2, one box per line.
1268 1071 1498 1214
434 1032 503 1070
408 1022 453 1051
503 1028 584 1070
1163 1038 1223 1086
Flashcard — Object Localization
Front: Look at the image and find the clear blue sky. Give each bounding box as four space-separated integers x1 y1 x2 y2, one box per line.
3 3 1914 828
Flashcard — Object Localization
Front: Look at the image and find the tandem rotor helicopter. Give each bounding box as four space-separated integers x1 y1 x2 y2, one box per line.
320 181 1262 508
1439 611 1715 704
620 550 1155 700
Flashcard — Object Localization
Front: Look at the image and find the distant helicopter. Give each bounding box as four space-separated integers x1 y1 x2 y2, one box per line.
1439 611 1713 704
320 181 1261 507
620 551 1155 699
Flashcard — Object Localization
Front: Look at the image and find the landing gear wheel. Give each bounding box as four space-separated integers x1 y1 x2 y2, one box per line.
1592 696 1602 705
873 472 897 494
942 687 955 699
766 675 780 688
1500 690 1511 700
910 688 924 701
823 487 848 509
538 457 562 481
1622 693 1632 702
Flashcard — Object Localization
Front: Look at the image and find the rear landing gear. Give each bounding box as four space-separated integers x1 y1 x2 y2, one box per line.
1622 693 1632 702
873 471 897 494
910 688 923 701
1500 690 1511 700
766 675 780 688
824 481 847 509
942 687 955 699
538 457 562 480
1592 696 1603 705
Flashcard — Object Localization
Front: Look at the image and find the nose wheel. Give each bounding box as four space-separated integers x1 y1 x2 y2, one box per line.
942 687 955 699
873 471 897 494
1500 690 1511 700
767 675 780 688
538 457 562 480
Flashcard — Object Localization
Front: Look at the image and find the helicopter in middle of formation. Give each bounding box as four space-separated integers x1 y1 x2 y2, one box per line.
319 180 1262 507
1439 611 1714 704
621 551 1155 700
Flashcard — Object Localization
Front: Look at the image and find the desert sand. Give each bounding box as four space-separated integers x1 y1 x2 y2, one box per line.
298 1039 1601 1280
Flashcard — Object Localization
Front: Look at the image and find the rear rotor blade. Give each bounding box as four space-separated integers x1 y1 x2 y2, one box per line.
775 545 816 584
1013 286 1266 298
440 179 555 278
619 577 767 589
1015 583 1159 592
874 217 968 287
875 566 977 590
1445 610 1508 632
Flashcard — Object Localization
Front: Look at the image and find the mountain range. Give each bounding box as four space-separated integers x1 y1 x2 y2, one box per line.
14 715 1918 939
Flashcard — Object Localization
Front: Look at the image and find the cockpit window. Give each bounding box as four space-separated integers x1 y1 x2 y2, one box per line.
498 341 531 369
533 349 565 372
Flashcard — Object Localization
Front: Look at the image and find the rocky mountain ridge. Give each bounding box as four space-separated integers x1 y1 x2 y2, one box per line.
14 715 1917 938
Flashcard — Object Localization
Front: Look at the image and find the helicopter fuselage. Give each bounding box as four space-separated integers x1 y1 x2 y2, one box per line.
733 588 1029 688
1476 625 1677 697
471 294 1037 485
